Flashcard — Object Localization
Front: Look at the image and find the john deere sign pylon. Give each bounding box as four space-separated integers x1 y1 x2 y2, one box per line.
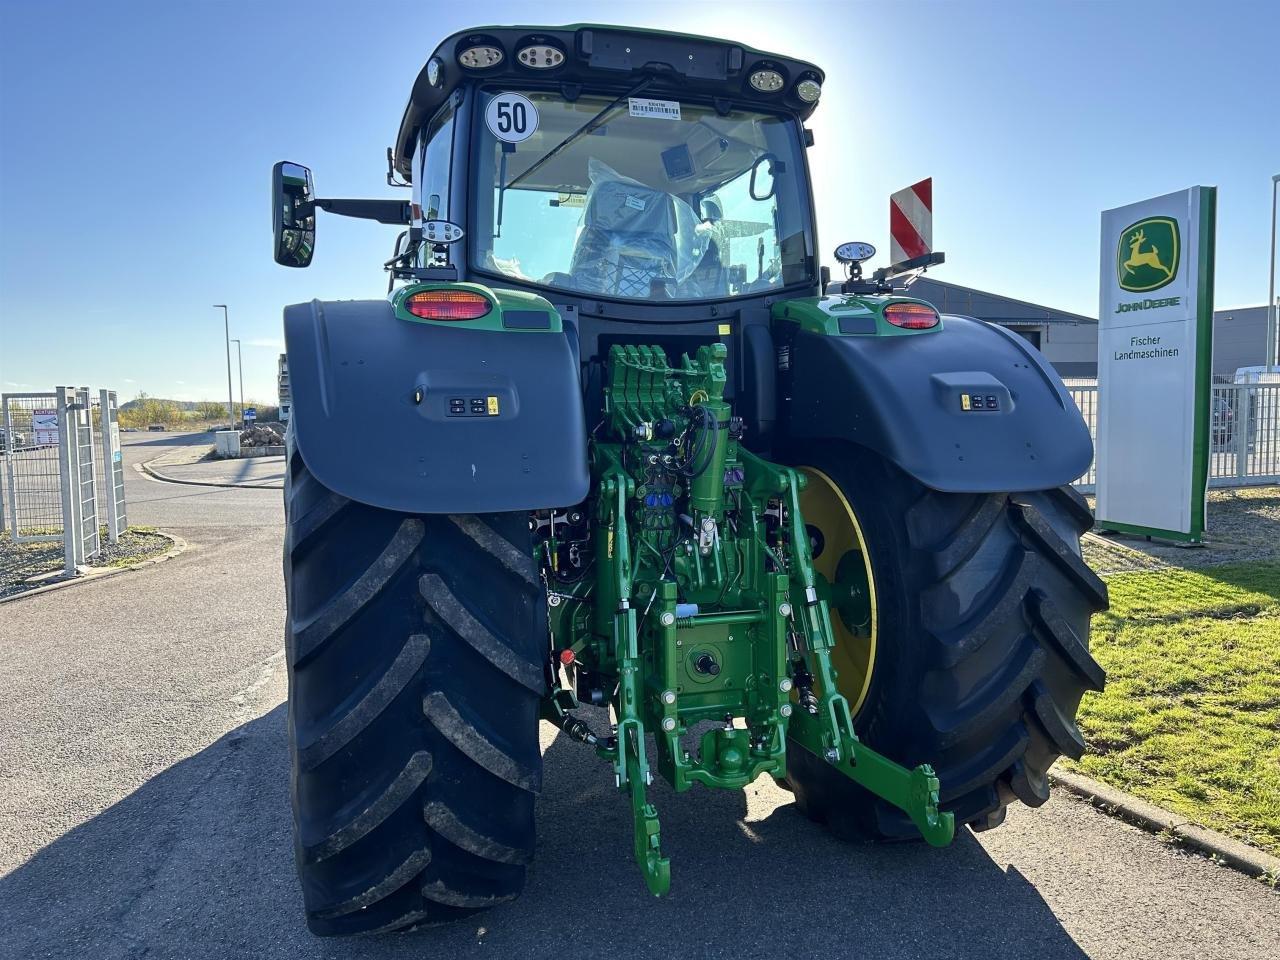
1096 187 1216 542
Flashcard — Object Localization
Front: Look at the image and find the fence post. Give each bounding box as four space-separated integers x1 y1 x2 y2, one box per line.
56 386 81 573
1233 384 1249 480
3 395 17 536
99 389 126 543
1 396 11 536
75 387 101 560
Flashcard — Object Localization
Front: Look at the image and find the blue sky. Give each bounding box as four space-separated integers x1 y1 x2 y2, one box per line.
1 0 1277 403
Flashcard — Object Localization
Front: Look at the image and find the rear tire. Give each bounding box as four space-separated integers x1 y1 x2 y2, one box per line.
783 443 1107 840
284 445 546 936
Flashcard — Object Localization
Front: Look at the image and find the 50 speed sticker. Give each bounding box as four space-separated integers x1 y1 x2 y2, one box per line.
486 92 539 143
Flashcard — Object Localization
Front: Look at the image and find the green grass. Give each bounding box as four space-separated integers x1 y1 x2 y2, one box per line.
1070 561 1280 856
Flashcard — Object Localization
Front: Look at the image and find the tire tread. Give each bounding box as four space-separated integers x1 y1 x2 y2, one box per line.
286 449 542 937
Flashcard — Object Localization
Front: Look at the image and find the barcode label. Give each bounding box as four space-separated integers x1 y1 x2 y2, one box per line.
628 97 681 120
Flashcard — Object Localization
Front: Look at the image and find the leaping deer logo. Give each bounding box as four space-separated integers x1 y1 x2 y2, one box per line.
1122 228 1172 280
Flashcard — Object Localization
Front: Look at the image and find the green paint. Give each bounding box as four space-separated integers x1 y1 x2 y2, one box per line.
1097 519 1203 545
1116 216 1180 293
1188 187 1216 542
391 281 562 332
772 293 944 337
540 342 953 895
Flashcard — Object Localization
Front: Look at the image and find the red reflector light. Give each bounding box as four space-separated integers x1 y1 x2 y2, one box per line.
884 302 939 329
559 649 576 666
405 289 492 321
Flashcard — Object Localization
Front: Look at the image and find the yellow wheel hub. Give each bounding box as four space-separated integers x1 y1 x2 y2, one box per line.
798 466 878 718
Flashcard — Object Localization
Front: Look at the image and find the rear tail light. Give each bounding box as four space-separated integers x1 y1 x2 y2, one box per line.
404 289 492 321
884 303 939 330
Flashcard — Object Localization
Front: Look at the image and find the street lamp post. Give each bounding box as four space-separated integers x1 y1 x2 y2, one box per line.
1268 173 1279 374
230 338 245 425
213 305 235 425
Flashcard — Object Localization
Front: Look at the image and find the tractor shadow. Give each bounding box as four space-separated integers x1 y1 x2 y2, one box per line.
2 708 1088 960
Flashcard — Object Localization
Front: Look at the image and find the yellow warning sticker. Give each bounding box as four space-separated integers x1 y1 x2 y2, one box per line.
487 396 500 415
960 394 971 411
717 323 731 336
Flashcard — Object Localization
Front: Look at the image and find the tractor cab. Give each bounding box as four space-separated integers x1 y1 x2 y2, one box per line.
397 26 824 306
275 26 825 317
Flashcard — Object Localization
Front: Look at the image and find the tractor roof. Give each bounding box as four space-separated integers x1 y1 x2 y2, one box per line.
393 23 825 182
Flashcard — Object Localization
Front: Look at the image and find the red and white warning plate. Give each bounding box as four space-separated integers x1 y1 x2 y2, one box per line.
889 178 932 265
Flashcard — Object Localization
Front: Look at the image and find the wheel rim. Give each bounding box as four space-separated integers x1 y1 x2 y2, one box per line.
798 466 878 718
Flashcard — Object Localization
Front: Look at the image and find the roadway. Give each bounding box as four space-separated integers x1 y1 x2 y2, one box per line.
1 432 1275 959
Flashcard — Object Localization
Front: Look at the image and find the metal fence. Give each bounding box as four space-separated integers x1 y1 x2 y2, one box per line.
1069 384 1099 490
1067 381 1280 492
3 392 64 541
2 385 127 575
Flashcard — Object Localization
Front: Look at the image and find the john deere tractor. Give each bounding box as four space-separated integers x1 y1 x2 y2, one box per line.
272 24 1106 936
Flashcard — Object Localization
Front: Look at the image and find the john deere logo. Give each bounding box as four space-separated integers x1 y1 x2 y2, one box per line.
1117 217 1179 293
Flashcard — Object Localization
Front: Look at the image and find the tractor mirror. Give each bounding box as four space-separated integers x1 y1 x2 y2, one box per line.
272 161 316 268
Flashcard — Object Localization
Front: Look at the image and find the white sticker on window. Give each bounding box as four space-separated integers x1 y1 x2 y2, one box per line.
628 97 681 121
486 92 539 143
624 195 647 211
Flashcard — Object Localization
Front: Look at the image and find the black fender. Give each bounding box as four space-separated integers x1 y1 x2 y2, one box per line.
783 316 1092 493
284 299 588 514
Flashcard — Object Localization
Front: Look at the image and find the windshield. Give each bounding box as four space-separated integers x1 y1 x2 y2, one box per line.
470 88 812 302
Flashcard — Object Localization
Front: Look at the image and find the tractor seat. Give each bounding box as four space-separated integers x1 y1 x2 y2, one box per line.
567 179 679 298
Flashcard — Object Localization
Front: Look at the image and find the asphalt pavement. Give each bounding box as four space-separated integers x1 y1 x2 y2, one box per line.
1 432 1276 960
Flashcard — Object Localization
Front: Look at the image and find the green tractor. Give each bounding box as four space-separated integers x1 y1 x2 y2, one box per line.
272 24 1106 936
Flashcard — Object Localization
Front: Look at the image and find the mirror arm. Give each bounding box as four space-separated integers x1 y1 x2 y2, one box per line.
395 265 458 282
871 251 946 282
386 147 410 188
301 198 412 225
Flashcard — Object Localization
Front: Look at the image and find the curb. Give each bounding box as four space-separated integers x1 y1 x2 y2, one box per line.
0 532 188 605
1051 769 1280 884
139 458 284 491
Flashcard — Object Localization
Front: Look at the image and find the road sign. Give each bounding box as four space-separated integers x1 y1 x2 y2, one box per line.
1095 186 1216 542
244 407 257 422
889 178 932 265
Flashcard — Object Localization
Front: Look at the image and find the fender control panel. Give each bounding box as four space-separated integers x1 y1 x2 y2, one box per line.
447 395 501 417
960 392 1001 412
930 372 1012 415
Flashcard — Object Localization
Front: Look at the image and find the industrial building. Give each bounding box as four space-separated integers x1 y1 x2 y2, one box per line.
1211 303 1274 378
907 278 1273 380
906 278 1099 377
